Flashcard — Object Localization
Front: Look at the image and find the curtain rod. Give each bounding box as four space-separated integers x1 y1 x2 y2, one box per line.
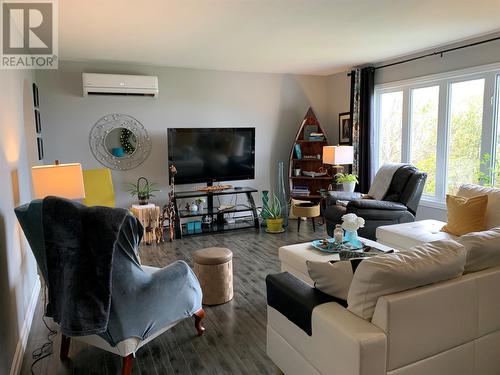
347 35 500 75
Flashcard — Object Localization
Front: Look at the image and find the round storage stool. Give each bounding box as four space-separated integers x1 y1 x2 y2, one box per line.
292 202 320 232
193 247 233 305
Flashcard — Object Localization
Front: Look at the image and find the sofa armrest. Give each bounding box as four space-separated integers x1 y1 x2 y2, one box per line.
311 303 387 375
348 199 407 211
325 191 363 207
266 272 346 336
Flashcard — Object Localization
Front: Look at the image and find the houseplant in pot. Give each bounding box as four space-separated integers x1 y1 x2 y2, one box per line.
335 173 358 193
262 194 284 233
127 177 160 205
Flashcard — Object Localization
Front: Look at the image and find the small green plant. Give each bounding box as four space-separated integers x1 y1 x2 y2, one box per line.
127 179 160 199
195 198 206 205
476 154 499 187
261 194 282 219
335 173 358 184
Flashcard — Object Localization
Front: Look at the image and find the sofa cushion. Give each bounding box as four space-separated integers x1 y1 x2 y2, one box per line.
347 240 466 320
457 227 500 274
376 220 456 250
457 184 500 229
442 194 488 236
306 258 365 300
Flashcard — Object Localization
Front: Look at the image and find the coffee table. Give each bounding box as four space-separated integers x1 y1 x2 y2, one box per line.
279 237 393 285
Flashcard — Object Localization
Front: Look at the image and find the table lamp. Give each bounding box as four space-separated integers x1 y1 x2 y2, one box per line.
322 145 354 175
32 161 86 199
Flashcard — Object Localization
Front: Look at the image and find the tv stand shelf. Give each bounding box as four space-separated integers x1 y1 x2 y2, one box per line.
173 187 259 239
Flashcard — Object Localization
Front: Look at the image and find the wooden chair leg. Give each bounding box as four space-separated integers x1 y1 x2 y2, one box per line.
60 335 71 360
122 354 134 375
312 217 316 232
193 308 206 336
297 217 301 232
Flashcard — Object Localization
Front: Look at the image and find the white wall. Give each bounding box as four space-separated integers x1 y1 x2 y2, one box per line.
36 61 330 208
0 70 40 375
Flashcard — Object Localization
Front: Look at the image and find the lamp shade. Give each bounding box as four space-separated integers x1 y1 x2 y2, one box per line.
32 163 86 199
322 146 354 165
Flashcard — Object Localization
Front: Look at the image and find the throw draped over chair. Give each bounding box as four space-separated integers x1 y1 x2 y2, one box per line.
15 199 205 375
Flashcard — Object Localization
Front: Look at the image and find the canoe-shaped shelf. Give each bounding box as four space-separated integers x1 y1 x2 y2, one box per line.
289 107 332 200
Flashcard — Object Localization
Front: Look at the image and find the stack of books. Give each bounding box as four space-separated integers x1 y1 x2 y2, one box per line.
308 132 325 141
291 186 310 196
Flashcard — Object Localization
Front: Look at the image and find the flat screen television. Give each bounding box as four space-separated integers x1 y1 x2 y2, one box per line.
168 127 255 184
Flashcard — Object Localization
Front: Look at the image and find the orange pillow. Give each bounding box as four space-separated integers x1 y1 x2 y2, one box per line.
442 194 488 236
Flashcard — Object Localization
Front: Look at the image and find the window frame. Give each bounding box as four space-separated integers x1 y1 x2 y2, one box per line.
374 63 500 207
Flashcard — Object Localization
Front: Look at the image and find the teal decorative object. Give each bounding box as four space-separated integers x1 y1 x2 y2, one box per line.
261 190 270 226
276 161 289 227
344 230 363 249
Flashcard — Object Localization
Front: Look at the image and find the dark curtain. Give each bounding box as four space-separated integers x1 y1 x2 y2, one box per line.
350 67 375 193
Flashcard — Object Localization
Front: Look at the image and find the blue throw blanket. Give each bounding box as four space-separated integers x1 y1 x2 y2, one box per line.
16 198 203 346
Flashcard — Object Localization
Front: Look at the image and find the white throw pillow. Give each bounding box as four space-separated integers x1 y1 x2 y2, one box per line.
306 258 365 300
457 226 500 273
347 240 466 320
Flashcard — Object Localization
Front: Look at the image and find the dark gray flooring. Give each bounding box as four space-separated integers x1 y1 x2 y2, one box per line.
21 220 325 375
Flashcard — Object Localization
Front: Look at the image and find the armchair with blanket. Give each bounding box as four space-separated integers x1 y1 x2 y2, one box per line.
324 164 427 240
15 197 205 375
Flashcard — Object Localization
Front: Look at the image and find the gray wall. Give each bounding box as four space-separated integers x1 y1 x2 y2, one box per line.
0 69 39 375
327 71 351 145
36 61 330 208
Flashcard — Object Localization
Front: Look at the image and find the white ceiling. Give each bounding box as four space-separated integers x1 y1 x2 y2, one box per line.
60 0 500 75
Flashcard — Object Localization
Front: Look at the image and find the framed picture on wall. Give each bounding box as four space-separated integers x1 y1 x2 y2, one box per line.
35 109 41 133
32 83 39 108
339 112 352 145
37 137 44 161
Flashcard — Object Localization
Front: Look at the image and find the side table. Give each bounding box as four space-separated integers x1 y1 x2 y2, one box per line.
130 204 161 245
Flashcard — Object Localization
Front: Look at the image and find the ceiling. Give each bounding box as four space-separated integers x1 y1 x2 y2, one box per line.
59 0 500 75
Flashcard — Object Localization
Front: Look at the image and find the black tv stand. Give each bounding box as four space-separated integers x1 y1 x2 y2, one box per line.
173 187 259 239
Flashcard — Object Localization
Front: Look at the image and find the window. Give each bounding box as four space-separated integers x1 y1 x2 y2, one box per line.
378 91 403 165
447 79 484 194
410 86 439 196
375 64 500 203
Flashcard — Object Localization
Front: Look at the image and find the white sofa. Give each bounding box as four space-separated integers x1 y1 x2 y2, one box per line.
376 184 500 251
267 184 500 375
268 264 500 375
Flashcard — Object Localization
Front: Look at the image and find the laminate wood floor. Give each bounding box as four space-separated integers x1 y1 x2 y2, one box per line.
21 220 325 375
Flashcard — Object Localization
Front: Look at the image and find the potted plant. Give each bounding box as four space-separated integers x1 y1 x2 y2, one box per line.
127 177 160 205
262 194 284 233
335 173 358 193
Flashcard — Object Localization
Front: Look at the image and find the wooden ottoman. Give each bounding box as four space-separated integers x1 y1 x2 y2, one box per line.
193 247 233 305
292 202 320 232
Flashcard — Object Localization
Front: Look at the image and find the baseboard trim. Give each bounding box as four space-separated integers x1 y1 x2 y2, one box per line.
9 277 41 375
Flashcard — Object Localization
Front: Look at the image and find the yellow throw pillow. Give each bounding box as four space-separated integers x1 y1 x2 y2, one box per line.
442 194 488 236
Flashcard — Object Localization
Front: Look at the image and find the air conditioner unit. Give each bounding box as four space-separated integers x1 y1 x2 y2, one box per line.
82 73 159 98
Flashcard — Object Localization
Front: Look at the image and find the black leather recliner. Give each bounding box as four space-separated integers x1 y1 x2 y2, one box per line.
324 165 427 240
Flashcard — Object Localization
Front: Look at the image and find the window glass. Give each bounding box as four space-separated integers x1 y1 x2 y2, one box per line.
378 91 403 166
447 79 485 194
410 86 439 196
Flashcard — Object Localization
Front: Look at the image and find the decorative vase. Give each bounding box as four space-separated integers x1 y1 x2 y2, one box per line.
138 194 149 205
333 224 344 243
266 218 284 233
190 203 199 212
343 182 356 193
276 161 289 227
344 230 363 249
261 190 270 226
